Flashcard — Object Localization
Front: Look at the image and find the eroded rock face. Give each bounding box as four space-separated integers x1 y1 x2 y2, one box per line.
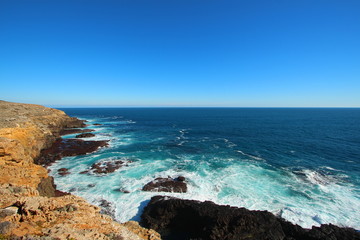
0 184 161 240
0 101 161 240
141 196 360 240
142 177 187 193
36 176 69 197
0 101 84 188
35 138 109 166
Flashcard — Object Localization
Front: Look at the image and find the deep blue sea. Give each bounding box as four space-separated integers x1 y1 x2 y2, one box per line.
50 108 360 229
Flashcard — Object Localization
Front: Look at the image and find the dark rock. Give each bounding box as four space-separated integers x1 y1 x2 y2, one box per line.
79 170 89 174
90 160 125 174
142 177 187 193
58 168 70 176
37 176 69 197
141 196 360 240
75 133 96 138
35 138 109 166
93 123 102 126
60 128 94 136
87 184 96 188
176 176 185 182
0 221 14 234
115 188 130 193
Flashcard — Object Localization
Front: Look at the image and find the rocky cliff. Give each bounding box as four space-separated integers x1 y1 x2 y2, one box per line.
0 101 160 240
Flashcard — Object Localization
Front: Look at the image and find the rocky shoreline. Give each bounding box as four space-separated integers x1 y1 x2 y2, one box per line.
0 101 160 240
1 100 359 240
141 196 360 240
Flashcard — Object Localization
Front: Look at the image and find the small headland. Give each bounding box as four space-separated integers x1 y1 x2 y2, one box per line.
0 100 160 240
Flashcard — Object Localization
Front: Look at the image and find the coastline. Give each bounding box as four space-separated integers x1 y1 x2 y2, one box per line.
0 100 160 239
1 101 359 240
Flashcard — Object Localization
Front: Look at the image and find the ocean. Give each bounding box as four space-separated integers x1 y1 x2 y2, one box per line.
49 108 360 230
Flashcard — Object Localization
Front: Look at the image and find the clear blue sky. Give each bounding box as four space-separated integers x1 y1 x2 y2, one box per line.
1 0 359 107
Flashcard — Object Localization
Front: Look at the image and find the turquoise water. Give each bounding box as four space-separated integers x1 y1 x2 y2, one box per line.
49 108 360 229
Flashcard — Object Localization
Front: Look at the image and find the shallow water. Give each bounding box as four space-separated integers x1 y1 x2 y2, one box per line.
49 108 360 229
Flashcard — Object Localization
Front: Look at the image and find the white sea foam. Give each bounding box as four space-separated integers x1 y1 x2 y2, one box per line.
49 117 360 231
236 150 263 161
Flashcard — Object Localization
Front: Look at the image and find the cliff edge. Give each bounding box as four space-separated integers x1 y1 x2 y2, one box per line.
0 101 160 240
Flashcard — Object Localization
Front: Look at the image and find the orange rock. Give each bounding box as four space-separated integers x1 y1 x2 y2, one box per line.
0 101 161 240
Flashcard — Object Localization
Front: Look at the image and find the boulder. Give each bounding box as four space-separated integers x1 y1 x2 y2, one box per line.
142 177 187 193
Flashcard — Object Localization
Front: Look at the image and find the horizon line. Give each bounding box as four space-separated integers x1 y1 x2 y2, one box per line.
49 106 360 109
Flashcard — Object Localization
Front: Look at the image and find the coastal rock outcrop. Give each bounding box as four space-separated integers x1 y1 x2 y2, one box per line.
0 101 161 240
35 138 109 166
141 196 360 240
75 132 96 138
142 177 187 193
60 128 94 136
90 160 127 174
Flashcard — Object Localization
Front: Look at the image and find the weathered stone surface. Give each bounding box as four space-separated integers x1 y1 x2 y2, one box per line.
36 177 69 197
141 196 360 240
0 221 14 234
0 207 18 218
0 101 161 240
36 138 109 166
75 132 96 138
93 123 102 126
0 101 84 188
142 177 187 193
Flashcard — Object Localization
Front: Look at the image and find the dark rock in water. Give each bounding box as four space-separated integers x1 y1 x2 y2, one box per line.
58 168 70 176
142 177 187 193
114 188 130 193
176 176 186 182
90 160 125 174
37 176 69 197
60 128 95 136
75 133 96 138
35 138 109 166
87 184 96 188
141 196 360 240
93 123 102 126
79 170 89 174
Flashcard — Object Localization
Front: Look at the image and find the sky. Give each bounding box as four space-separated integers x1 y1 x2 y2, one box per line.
0 0 359 107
